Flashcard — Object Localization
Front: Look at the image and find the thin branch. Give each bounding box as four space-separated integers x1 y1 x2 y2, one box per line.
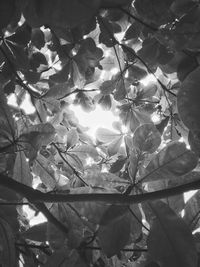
57 88 99 101
128 206 149 232
52 142 89 186
1 173 200 205
83 246 147 252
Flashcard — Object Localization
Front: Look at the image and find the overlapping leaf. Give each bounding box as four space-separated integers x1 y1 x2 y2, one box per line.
142 141 198 182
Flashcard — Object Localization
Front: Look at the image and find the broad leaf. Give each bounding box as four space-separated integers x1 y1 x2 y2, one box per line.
100 80 116 95
19 123 56 160
98 205 131 257
184 190 200 231
0 0 15 30
108 136 123 156
70 144 99 160
22 222 47 242
142 141 198 182
32 154 56 189
0 217 16 267
66 128 79 149
0 91 15 149
147 201 197 267
133 123 161 153
13 150 33 186
177 66 200 131
83 168 130 189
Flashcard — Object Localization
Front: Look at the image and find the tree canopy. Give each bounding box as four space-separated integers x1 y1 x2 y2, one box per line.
0 0 200 266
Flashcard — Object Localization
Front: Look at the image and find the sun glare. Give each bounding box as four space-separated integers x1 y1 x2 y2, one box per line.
70 104 120 138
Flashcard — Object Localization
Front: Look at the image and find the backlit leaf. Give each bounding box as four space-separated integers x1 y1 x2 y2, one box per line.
13 150 33 186
133 123 161 153
96 128 121 143
143 141 198 182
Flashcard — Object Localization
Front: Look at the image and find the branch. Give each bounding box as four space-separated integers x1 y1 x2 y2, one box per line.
83 246 147 252
0 173 200 205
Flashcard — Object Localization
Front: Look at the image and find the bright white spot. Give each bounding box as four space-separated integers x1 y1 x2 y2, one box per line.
151 113 161 124
86 157 95 166
181 209 185 218
111 67 119 75
20 93 36 114
23 205 47 226
115 32 125 42
121 125 128 134
7 93 18 108
70 104 119 139
184 190 198 203
29 212 47 226
140 74 157 86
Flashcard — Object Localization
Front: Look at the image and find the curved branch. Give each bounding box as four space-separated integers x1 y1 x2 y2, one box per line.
0 173 200 205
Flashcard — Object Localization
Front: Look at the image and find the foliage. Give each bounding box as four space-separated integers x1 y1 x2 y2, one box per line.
0 0 200 266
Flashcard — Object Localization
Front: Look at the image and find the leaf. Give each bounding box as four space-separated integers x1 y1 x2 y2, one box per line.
23 0 101 28
4 40 30 70
32 154 56 189
44 82 73 100
110 156 126 173
31 28 45 49
50 61 71 83
98 94 112 110
0 0 15 30
188 130 200 157
124 22 141 40
177 66 200 131
66 128 79 149
13 151 33 186
107 136 123 156
20 123 56 160
6 22 31 46
22 222 47 242
0 217 16 266
100 80 116 95
147 201 198 267
96 128 121 143
0 91 15 148
143 141 198 182
29 51 47 70
184 190 200 231
98 205 131 257
74 38 103 75
70 187 110 225
70 144 99 160
83 169 130 189
134 0 174 26
43 249 87 267
133 123 161 153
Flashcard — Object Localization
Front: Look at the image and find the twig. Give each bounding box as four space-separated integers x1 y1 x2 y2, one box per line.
52 142 89 186
82 246 147 252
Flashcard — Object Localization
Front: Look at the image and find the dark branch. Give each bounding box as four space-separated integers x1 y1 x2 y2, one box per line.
0 173 200 205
